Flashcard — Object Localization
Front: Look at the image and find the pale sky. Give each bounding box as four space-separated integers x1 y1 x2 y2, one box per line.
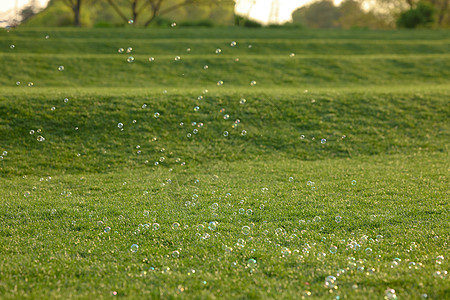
1 0 345 26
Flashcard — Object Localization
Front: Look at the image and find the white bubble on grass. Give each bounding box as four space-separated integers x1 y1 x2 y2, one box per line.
28 82 34 87
330 245 338 254
128 19 134 24
230 41 237 47
117 123 123 129
24 191 31 197
217 80 224 86
313 216 321 222
10 44 15 49
3 151 7 156
250 80 257 86
64 98 69 103
193 129 198 134
130 244 138 252
208 221 217 231
247 258 256 269
289 53 295 57
436 255 444 264
289 177 294 182
16 81 20 86
37 136 45 142
203 65 209 70
194 106 200 112
58 66 64 71
335 216 342 223
172 222 181 230
223 131 229 137
127 56 134 63
171 22 177 27
242 226 251 235
154 112 160 118
197 224 205 231
248 45 252 48
385 288 397 300
174 56 181 61
51 106 56 111
152 223 160 230
246 209 252 215
241 130 247 136
171 250 180 258
352 180 357 185
365 248 373 255
215 48 222 54
321 138 327 144
104 227 111 233
324 275 337 289
118 48 124 53
239 98 246 104
149 57 155 62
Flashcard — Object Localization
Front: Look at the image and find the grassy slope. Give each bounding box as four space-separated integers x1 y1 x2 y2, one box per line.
0 27 449 299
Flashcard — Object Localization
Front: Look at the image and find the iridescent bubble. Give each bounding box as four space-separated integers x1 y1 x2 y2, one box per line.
242 226 251 235
289 177 294 182
171 250 180 258
203 65 208 70
128 19 134 24
241 130 247 136
104 227 111 233
324 275 337 289
313 216 321 222
174 56 181 61
223 131 229 137
64 98 69 103
240 98 246 104
239 208 245 214
436 255 444 264
208 221 217 231
24 191 31 197
149 57 155 62
230 41 237 47
27 82 34 87
37 136 45 142
152 223 160 230
247 258 257 268
154 112 160 118
250 81 257 86
215 48 222 54
194 106 200 112
127 56 134 63
384 288 397 300
211 203 219 210
352 180 357 185
197 224 205 231
335 216 342 223
118 48 124 53
16 81 20 86
51 106 56 111
117 123 123 129
217 80 224 86
365 248 373 255
58 66 65 71
289 53 295 57
321 138 327 144
130 244 139 252
246 209 252 215
171 22 177 27
3 151 7 156
193 129 198 134
330 245 338 254
317 252 326 261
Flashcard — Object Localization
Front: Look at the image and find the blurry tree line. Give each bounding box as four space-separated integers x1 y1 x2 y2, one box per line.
18 0 450 28
292 0 449 29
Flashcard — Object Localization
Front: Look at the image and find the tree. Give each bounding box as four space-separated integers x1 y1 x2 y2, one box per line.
105 0 234 27
292 0 340 28
397 0 436 27
62 0 83 26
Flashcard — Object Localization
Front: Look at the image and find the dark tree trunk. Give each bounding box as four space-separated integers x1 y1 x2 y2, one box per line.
73 0 82 27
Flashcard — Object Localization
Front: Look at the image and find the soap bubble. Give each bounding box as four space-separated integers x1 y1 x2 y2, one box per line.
171 22 177 27
241 130 247 136
230 41 237 47
289 177 294 182
27 82 34 87
127 56 134 63
330 246 338 254
104 227 111 233
321 138 326 144
247 258 257 269
58 66 64 71
436 255 444 264
289 53 295 57
223 131 229 137
217 80 224 86
384 288 397 300
118 48 124 53
154 112 160 118
240 98 246 104
152 223 160 230
352 180 357 185
335 216 342 223
250 81 257 86
10 45 15 49
64 98 69 103
117 123 123 129
203 65 208 70
128 19 134 24
194 106 200 112
208 221 217 231
16 81 20 86
37 136 45 142
174 56 181 61
324 275 337 289
130 244 139 253
149 57 155 62
171 250 180 258
242 226 251 235
215 48 222 54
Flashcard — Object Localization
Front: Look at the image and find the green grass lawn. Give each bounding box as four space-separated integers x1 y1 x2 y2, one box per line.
0 27 449 299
